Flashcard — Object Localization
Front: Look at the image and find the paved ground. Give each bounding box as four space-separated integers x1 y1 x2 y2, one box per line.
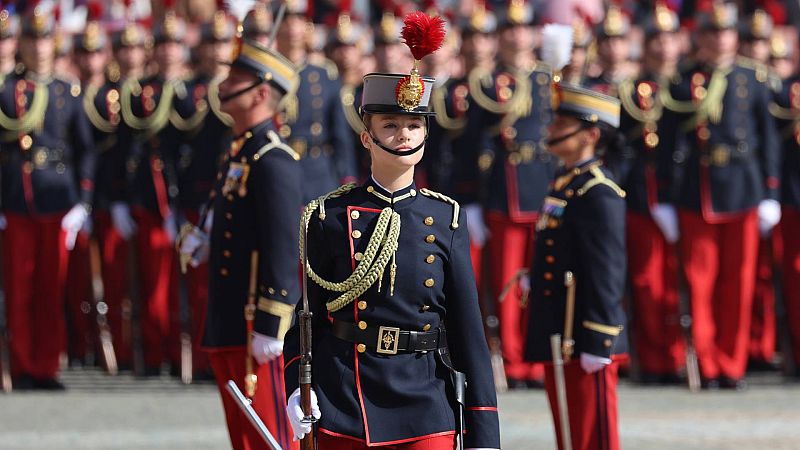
0 369 798 449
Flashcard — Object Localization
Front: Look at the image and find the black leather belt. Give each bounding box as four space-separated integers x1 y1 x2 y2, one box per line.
332 319 446 355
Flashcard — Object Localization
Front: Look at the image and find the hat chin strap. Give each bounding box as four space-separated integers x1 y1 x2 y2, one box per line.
369 134 426 156
546 126 587 147
219 80 263 103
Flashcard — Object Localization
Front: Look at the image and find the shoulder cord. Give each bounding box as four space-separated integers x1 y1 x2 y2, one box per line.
0 82 48 132
299 191 401 312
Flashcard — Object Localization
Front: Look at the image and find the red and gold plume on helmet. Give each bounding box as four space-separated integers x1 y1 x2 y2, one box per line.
394 12 445 112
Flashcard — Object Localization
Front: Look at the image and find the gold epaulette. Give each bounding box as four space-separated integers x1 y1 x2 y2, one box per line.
583 320 623 336
314 183 356 221
736 56 769 83
419 188 460 229
254 130 300 161
577 166 626 198
340 84 366 134
323 59 339 81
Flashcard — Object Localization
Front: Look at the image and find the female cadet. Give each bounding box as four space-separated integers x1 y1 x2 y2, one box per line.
281 12 501 450
523 84 628 450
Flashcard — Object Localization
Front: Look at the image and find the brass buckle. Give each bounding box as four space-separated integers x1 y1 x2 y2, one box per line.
376 326 400 355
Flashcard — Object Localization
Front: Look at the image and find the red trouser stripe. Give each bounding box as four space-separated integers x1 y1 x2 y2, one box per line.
207 349 298 450
3 213 69 379
678 210 759 380
544 359 620 450
486 212 543 381
625 212 685 374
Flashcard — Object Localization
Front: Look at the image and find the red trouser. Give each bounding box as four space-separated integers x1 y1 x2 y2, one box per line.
64 231 93 361
3 213 69 379
132 208 177 369
782 207 800 366
544 359 621 450
678 210 759 380
169 209 210 374
626 212 684 375
207 349 297 450
94 211 133 367
749 232 781 363
486 212 543 381
318 431 456 449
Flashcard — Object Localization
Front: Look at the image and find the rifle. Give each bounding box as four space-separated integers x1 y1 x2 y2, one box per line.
299 215 317 450
550 334 572 450
0 233 11 392
245 251 258 398
88 237 118 375
225 380 282 450
674 246 701 392
126 236 145 376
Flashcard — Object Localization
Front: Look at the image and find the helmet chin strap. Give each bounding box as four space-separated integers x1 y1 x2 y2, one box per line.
219 80 263 103
365 116 428 156
546 126 586 147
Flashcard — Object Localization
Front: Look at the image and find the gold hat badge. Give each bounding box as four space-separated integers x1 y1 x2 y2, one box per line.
395 12 445 112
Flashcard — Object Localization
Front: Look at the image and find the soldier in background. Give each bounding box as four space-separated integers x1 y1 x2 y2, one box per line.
768 33 800 379
472 0 552 389
617 2 685 384
0 4 96 390
275 0 356 202
584 5 633 97
64 2 110 367
739 8 780 371
178 38 303 450
662 2 780 390
0 7 18 77
176 9 236 380
428 2 498 281
560 19 592 86
241 2 272 47
121 10 198 376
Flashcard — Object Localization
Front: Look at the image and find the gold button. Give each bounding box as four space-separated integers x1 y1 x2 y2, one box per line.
422 305 431 311
281 289 288 297
351 210 360 220
604 339 613 348
223 250 231 258
220 268 229 276
358 321 368 330
422 324 431 331
693 86 707 100
354 252 364 261
545 239 554 246
20 135 32 150
697 127 711 141
544 289 552 296
357 301 367 310
227 194 234 201
425 255 435 264
544 272 553 281
357 344 366 353
424 278 435 288
225 213 232 219
425 234 436 244
352 230 362 239
424 216 434 226
545 255 555 264
268 287 275 294
224 231 232 239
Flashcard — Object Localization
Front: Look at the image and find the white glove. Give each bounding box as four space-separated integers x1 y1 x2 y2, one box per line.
464 203 489 247
202 209 214 233
651 203 679 244
287 387 321 441
0 213 5 230
163 214 178 244
251 332 284 365
62 204 90 250
758 199 781 237
580 353 612 374
519 273 531 299
110 202 137 240
178 226 210 267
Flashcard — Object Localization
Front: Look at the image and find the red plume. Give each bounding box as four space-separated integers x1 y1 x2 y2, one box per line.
123 0 132 7
87 1 103 21
401 11 445 61
163 0 176 10
53 4 60 22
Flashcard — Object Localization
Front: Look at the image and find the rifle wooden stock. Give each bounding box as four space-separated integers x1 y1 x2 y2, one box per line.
89 238 118 375
298 309 316 450
245 251 258 398
0 235 11 392
674 246 701 392
550 334 572 450
562 272 576 362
